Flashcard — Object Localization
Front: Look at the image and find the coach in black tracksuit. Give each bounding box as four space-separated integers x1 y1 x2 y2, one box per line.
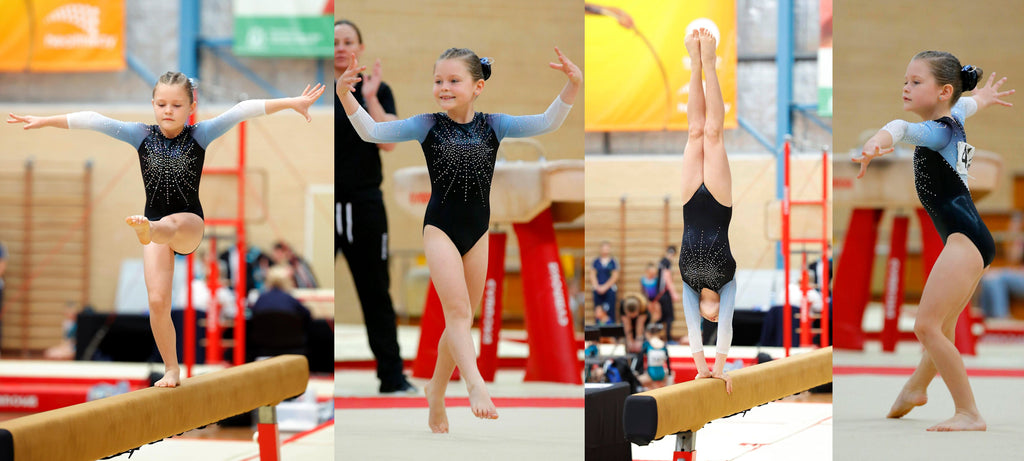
335 19 414 393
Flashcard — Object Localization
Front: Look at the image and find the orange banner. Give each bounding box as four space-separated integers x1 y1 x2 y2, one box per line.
585 1 736 132
0 0 125 72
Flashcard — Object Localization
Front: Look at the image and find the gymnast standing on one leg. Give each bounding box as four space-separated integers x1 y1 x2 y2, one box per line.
8 73 324 387
854 51 1014 431
338 46 580 432
678 28 737 394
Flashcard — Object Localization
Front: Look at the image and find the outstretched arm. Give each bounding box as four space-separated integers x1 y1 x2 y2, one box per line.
263 83 326 121
853 119 953 179
194 84 326 148
10 111 149 148
7 113 69 130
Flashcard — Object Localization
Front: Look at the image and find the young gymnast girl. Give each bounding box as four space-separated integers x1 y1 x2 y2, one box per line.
338 46 581 432
854 51 1013 431
8 73 325 388
678 28 736 394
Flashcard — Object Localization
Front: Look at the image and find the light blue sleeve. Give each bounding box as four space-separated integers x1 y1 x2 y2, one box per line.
65 112 149 149
881 119 952 151
682 283 704 354
487 97 572 142
347 106 433 144
951 96 977 125
715 278 737 356
192 100 266 149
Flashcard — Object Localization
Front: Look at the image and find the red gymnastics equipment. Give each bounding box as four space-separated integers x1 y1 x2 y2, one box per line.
780 139 831 356
397 160 584 385
831 151 1001 354
184 120 249 377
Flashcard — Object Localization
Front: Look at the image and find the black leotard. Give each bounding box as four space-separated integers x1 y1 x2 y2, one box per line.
678 183 736 293
347 97 572 256
137 124 205 221
420 113 500 255
912 116 995 266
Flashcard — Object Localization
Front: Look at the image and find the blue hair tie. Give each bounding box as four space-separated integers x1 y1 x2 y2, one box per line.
961 65 979 91
480 57 493 81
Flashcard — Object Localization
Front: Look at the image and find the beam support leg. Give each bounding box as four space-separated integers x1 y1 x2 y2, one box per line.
673 430 696 461
257 405 281 461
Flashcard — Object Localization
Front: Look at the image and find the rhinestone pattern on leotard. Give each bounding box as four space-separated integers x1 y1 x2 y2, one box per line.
138 125 205 219
678 184 736 293
911 116 995 266
423 113 498 206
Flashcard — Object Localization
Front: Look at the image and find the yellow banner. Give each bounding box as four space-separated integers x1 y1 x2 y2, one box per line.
0 0 125 72
585 0 736 132
0 1 32 71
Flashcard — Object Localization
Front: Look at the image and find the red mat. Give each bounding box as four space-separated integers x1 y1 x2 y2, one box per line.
336 396 584 409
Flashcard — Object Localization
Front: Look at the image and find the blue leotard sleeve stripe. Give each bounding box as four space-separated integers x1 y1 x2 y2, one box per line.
488 96 572 142
715 278 736 356
883 119 951 151
347 106 433 144
682 283 703 354
66 111 149 149
682 278 736 356
952 96 977 123
192 99 266 149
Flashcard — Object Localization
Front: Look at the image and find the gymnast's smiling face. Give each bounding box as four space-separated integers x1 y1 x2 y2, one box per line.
433 59 485 113
699 289 720 322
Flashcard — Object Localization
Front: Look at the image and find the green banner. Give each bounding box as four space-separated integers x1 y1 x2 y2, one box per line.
233 16 332 57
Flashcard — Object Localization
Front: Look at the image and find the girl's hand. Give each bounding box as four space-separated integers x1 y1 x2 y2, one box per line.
7 113 45 129
292 83 326 122
694 369 712 379
971 72 1015 109
361 58 383 101
549 47 582 86
337 51 366 94
853 144 893 179
711 370 733 394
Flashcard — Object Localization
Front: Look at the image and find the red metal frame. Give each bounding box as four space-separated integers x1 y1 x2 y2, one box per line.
781 141 831 356
184 119 249 375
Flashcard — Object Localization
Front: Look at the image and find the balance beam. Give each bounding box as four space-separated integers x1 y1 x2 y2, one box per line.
0 355 309 461
624 347 832 445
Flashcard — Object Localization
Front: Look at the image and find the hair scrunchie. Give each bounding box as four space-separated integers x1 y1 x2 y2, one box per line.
480 57 493 81
961 65 980 92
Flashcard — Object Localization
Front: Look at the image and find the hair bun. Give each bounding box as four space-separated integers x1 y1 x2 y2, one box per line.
480 57 493 81
961 65 981 91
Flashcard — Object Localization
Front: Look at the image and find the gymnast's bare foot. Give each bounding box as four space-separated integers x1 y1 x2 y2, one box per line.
154 368 180 388
684 30 701 67
926 411 986 432
887 387 928 418
425 381 449 433
126 215 152 245
467 382 498 420
699 28 717 68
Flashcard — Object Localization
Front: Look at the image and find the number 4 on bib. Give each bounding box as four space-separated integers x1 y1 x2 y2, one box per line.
957 141 975 175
